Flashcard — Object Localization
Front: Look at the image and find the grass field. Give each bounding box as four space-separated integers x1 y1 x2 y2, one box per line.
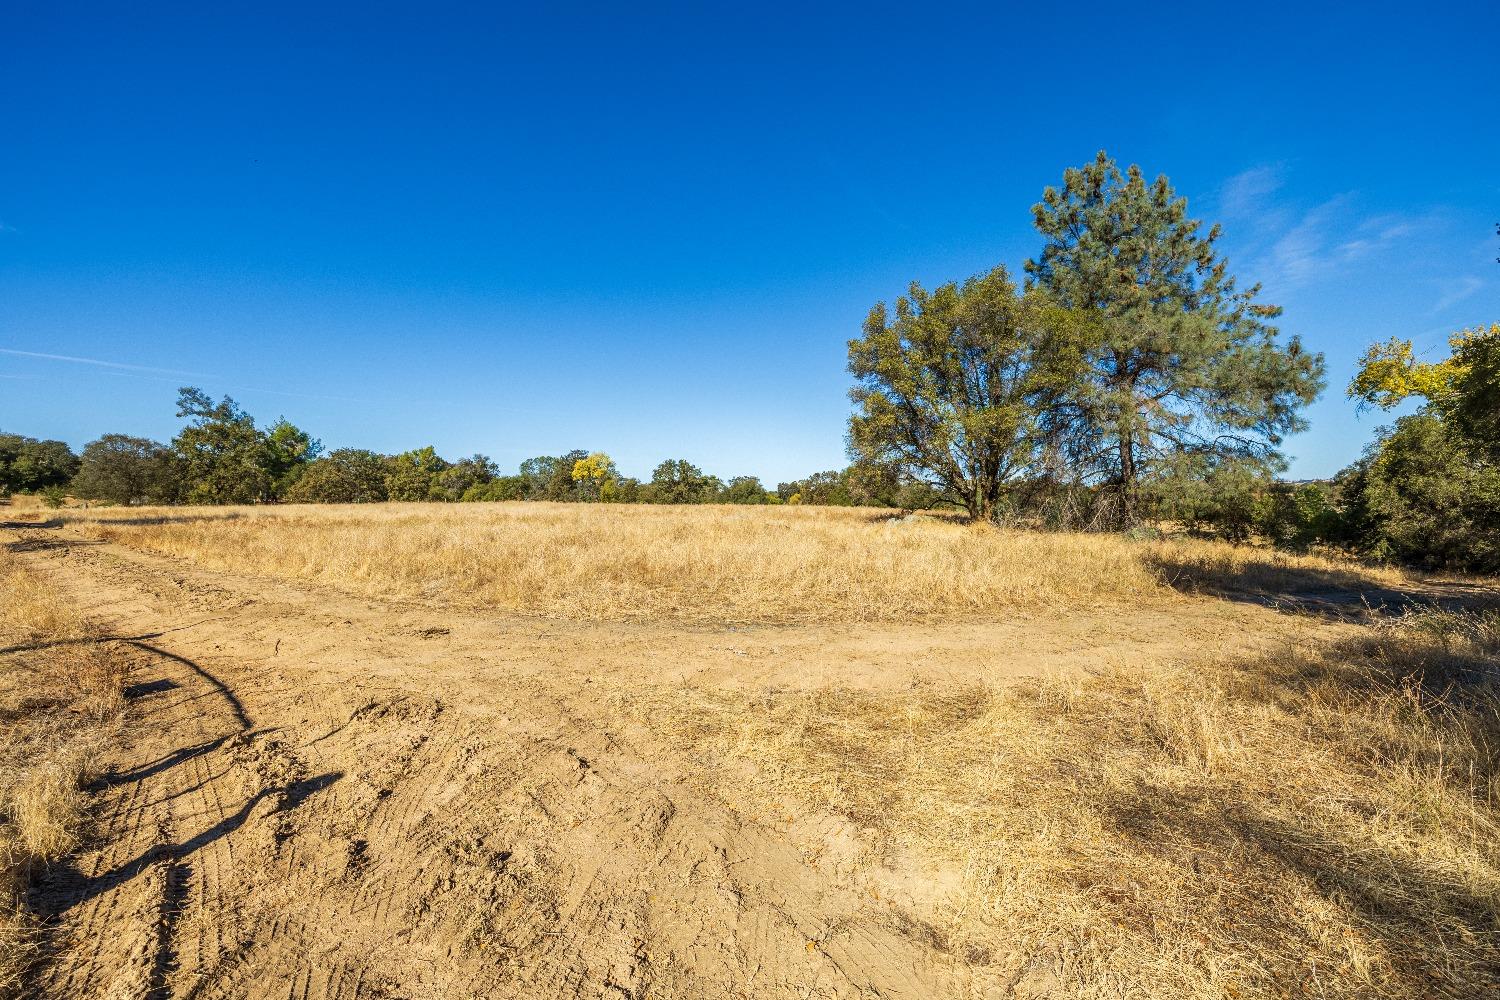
5 502 1497 998
69 502 1410 623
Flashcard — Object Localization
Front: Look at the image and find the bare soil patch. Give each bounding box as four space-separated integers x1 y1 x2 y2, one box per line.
3 507 1495 998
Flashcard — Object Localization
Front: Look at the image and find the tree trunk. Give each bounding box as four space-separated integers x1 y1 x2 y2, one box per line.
1117 428 1137 526
969 493 990 523
966 478 994 523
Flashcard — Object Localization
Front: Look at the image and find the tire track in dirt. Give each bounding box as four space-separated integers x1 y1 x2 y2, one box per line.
30 616 269 998
18 526 999 998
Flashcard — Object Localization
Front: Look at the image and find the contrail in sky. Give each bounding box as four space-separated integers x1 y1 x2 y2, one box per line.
0 347 361 404
0 347 209 378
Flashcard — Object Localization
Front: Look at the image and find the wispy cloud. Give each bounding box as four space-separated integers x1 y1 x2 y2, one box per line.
1433 275 1484 313
1267 196 1351 283
1212 164 1447 290
1269 199 1426 284
1218 164 1288 223
1333 214 1417 260
98 369 363 405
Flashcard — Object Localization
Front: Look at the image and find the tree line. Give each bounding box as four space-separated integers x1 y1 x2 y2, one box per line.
0 386 934 511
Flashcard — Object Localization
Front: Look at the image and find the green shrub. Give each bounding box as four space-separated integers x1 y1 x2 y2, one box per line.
720 476 769 504
1338 413 1500 572
461 477 524 502
1253 483 1343 551
284 449 389 503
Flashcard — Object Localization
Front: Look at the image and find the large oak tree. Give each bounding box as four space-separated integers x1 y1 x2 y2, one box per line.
847 265 1072 521
72 434 177 505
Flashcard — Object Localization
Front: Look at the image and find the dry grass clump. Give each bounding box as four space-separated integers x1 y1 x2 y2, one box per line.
70 503 1414 624
0 539 127 996
628 610 1500 998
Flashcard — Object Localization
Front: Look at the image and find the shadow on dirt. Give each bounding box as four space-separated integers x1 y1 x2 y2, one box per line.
127 641 253 731
1082 620 1500 993
1146 551 1500 622
123 678 179 700
0 631 169 656
101 734 227 789
56 513 244 528
0 518 64 530
1099 782 1496 993
34 772 342 918
3 534 105 554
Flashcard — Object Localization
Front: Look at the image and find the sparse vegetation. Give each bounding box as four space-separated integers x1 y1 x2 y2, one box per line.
67 503 1155 622
0 530 127 996
627 606 1500 998
7 492 1497 997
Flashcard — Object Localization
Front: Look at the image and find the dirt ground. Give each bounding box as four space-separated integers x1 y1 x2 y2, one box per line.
9 520 1365 998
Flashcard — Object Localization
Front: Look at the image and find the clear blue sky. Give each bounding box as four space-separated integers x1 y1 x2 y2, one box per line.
3 2 1497 484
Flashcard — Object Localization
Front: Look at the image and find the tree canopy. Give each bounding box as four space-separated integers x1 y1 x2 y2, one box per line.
171 388 317 504
1025 151 1324 521
1349 323 1500 460
0 433 79 495
431 455 498 502
1338 413 1500 572
71 434 176 505
284 449 390 504
172 389 271 504
385 446 449 502
847 266 1068 520
1337 321 1500 572
643 459 720 504
720 475 770 505
265 418 322 495
520 451 591 501
570 452 618 502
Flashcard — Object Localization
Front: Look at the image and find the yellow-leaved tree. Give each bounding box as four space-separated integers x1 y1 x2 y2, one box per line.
1349 323 1500 459
570 452 618 502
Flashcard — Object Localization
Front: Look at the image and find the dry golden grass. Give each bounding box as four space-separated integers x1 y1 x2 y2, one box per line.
0 537 126 996
30 501 1500 995
625 611 1500 998
68 502 1413 624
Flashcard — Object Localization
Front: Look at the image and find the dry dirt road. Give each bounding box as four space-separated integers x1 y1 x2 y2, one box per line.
12 521 1307 999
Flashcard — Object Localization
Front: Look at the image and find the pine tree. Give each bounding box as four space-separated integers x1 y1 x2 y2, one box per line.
1026 152 1324 523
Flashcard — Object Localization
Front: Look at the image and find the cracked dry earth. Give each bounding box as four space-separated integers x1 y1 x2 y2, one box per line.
12 522 1289 999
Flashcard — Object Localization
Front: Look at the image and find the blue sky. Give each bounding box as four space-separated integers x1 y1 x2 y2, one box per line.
2 2 1497 484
